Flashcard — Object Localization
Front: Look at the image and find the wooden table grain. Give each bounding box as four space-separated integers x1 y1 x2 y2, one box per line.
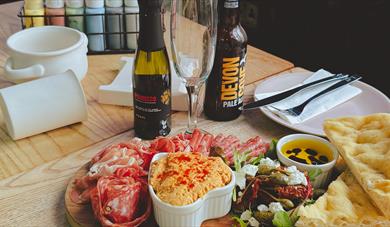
0 1 298 226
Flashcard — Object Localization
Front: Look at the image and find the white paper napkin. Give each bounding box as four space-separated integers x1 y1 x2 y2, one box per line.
98 57 188 111
255 69 362 124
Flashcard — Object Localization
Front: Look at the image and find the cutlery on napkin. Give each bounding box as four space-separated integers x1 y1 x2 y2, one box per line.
254 69 362 124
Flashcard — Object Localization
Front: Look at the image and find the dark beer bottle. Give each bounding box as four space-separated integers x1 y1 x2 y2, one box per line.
204 0 248 121
133 0 171 139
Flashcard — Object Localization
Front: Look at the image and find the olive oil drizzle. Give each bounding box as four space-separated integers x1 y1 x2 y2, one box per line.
281 139 332 165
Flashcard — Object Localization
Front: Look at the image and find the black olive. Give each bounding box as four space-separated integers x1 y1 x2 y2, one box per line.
292 148 301 155
308 156 325 165
289 155 308 164
286 150 292 154
319 155 329 163
305 148 318 156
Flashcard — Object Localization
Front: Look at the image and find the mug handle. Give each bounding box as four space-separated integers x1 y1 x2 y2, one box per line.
3 58 45 83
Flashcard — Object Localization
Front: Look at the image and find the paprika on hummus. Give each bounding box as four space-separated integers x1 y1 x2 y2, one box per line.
149 152 232 206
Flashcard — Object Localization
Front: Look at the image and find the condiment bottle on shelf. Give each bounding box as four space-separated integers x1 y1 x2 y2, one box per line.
124 0 139 50
133 0 171 139
204 0 248 121
24 0 44 27
85 0 105 51
105 0 125 50
45 0 65 26
65 0 84 32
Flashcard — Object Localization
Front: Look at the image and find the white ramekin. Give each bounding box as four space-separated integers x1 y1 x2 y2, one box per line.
276 134 339 188
148 153 235 227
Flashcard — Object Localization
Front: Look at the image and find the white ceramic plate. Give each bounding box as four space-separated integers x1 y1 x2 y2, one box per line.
254 72 390 136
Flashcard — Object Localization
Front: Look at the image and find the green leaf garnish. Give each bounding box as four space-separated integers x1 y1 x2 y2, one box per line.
308 168 322 182
250 153 264 165
232 187 237 202
272 211 293 227
232 216 248 227
233 151 241 171
233 150 253 171
265 139 278 159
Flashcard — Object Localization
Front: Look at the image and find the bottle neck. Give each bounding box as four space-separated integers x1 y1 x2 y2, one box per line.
138 10 165 51
221 0 240 26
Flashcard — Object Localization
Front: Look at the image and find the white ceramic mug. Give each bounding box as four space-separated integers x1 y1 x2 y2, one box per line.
0 70 88 140
4 26 88 83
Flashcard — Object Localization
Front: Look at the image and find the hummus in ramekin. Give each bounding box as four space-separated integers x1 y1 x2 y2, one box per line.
150 152 231 206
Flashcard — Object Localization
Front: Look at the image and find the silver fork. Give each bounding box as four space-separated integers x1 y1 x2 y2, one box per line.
269 75 361 116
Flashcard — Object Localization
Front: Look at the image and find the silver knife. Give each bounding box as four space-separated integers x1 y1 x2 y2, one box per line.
243 74 350 110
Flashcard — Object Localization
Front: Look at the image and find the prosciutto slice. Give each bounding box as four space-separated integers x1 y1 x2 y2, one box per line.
149 129 214 155
71 140 153 204
90 167 151 227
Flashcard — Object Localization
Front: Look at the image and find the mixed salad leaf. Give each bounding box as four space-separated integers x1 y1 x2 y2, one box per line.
230 140 315 227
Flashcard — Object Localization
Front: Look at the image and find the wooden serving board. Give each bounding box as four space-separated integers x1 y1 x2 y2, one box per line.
65 162 234 227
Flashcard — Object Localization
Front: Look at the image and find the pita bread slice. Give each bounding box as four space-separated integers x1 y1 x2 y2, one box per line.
323 113 390 217
296 170 389 227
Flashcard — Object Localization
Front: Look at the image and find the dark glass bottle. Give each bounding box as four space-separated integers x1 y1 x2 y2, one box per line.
133 0 171 139
204 0 248 121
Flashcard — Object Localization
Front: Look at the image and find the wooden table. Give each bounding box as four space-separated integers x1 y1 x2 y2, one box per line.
0 2 304 226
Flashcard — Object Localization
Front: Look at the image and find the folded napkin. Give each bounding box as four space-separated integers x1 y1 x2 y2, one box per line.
255 69 362 124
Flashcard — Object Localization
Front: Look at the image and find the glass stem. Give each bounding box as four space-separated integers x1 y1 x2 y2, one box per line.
185 84 201 133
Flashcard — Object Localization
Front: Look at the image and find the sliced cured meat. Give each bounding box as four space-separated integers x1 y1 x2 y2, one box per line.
211 135 269 165
237 136 269 158
149 137 176 153
72 140 153 204
187 129 214 154
150 129 214 154
194 134 213 155
91 169 151 227
211 134 241 164
171 133 191 152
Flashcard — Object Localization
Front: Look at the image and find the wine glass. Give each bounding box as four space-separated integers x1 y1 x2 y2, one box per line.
170 0 217 133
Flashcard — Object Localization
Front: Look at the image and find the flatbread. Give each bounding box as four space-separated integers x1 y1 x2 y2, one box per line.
296 170 389 227
323 113 390 217
324 113 390 217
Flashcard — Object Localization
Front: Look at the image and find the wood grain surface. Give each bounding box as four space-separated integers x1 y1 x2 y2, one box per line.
0 2 293 180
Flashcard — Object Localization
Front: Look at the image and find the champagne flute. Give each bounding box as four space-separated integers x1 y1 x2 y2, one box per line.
170 0 217 133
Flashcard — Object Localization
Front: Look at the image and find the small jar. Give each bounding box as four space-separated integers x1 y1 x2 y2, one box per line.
124 0 139 50
85 0 105 51
105 0 125 50
46 0 65 26
24 0 44 27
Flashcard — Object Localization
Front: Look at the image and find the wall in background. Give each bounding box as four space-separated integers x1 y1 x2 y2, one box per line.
241 0 390 96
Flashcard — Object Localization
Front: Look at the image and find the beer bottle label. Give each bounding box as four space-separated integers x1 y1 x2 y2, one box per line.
134 79 171 136
224 0 239 9
220 52 246 109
